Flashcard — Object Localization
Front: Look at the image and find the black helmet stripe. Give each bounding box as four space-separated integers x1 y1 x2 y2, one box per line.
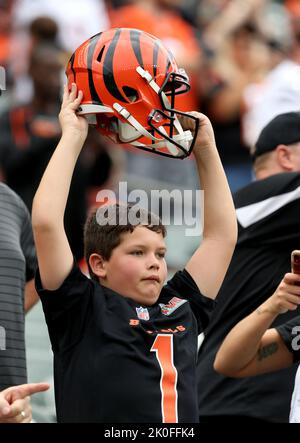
130 29 144 70
87 33 103 104
103 28 127 103
68 53 76 83
153 41 159 81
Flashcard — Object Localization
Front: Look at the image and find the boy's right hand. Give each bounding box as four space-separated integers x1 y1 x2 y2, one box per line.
262 273 300 315
59 83 88 140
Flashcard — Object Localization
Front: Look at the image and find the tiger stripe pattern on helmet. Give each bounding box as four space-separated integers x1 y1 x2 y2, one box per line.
87 32 104 105
130 29 144 70
103 28 127 103
67 28 177 109
68 53 76 84
65 28 197 159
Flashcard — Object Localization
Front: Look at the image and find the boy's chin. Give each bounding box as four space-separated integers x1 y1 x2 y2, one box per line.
135 291 160 306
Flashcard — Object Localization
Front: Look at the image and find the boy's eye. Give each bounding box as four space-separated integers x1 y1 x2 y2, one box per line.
157 252 165 259
131 250 143 256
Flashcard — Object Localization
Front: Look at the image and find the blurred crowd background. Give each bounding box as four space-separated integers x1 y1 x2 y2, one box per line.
1 0 300 421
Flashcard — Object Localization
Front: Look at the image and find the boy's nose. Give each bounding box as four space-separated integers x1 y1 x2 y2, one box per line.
148 256 160 270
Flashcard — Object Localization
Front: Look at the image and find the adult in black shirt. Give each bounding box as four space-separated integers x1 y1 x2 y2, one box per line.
214 266 300 423
198 112 300 423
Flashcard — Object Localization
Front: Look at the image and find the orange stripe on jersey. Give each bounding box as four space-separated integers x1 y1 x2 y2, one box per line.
151 334 178 423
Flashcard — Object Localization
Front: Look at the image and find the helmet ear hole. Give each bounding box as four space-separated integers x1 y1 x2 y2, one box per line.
122 86 138 103
97 46 105 63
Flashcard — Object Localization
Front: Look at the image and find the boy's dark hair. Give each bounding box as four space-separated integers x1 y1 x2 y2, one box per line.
84 204 167 281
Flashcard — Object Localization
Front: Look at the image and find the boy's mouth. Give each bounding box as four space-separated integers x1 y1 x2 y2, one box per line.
143 275 160 283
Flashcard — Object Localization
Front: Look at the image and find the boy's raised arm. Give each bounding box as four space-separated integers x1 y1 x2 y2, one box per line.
32 84 88 290
184 112 237 299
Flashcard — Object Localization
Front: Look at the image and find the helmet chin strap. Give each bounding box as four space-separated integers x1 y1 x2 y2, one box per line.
113 102 159 142
113 102 193 156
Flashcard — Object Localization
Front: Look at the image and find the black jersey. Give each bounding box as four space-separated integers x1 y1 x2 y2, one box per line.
198 172 300 422
36 264 214 423
277 317 300 363
277 317 300 423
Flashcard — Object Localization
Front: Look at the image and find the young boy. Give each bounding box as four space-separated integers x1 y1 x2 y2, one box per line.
32 83 237 423
214 253 300 422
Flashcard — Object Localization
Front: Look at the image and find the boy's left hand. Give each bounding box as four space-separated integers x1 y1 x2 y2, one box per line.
179 111 216 156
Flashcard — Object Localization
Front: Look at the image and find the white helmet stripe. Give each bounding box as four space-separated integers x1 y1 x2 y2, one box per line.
77 104 114 114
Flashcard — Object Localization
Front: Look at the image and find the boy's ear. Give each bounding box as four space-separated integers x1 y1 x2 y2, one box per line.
89 253 107 278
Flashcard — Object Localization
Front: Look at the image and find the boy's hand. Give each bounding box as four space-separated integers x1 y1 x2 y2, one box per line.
179 111 216 156
59 83 88 140
262 273 300 315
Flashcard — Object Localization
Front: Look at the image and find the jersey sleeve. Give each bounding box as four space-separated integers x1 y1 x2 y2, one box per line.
276 315 300 363
162 269 216 332
35 263 94 353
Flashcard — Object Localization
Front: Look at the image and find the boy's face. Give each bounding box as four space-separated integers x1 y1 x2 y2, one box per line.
99 226 168 306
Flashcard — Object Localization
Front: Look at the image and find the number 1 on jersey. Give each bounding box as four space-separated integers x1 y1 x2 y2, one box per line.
151 334 178 423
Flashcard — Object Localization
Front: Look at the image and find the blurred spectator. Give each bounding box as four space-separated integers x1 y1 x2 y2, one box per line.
9 0 110 103
0 41 123 260
241 2 300 148
0 0 13 68
29 16 58 45
200 22 270 191
9 15 61 104
0 182 38 391
196 0 271 191
0 0 14 113
0 43 87 259
199 0 266 53
12 0 109 53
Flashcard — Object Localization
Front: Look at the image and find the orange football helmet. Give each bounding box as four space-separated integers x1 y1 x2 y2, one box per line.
66 28 198 158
